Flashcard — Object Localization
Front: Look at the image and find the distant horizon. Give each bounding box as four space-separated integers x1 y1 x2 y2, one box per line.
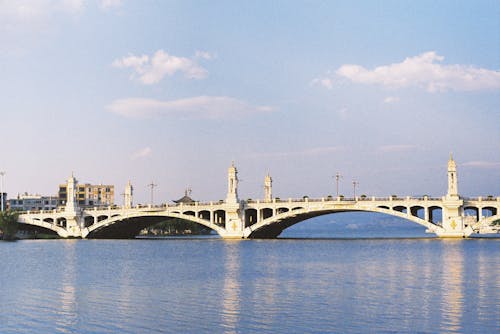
1 1 498 203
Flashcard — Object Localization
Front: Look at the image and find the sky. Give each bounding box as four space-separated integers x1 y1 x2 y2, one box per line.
0 0 499 204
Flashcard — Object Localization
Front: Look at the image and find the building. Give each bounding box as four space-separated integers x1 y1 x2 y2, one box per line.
58 179 114 208
9 194 58 211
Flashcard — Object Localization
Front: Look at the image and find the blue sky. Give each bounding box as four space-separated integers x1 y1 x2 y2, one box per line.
1 0 499 204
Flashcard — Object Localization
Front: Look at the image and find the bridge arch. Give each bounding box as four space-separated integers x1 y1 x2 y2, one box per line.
410 206 425 219
464 206 480 221
428 206 442 224
261 208 273 220
482 206 498 217
17 216 70 237
393 206 407 214
244 207 442 238
198 210 211 220
83 211 225 238
244 208 258 227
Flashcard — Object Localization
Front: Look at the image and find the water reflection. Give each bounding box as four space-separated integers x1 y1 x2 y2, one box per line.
55 240 77 333
440 240 464 333
221 241 241 334
1 238 497 334
476 241 500 325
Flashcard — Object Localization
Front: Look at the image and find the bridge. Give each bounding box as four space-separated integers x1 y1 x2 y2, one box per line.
17 156 500 239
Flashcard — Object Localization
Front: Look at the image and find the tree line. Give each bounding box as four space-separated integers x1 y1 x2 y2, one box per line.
0 211 19 241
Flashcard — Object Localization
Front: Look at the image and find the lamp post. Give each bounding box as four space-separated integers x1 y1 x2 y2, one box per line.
148 181 157 206
120 192 126 207
334 172 342 197
0 171 5 212
352 180 359 199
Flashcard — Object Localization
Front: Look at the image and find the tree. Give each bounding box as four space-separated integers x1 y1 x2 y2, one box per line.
0 210 19 241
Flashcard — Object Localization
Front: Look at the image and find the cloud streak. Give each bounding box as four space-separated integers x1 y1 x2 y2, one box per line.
112 50 210 84
250 146 345 159
131 147 152 160
377 145 417 153
107 96 274 119
310 77 333 90
383 96 399 104
462 161 500 169
335 51 500 92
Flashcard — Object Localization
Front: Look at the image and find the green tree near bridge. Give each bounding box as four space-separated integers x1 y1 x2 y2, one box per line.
0 210 19 241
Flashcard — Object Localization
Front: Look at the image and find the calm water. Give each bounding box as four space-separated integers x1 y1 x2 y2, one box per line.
0 216 498 333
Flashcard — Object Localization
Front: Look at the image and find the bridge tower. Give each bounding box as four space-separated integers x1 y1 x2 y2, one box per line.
447 153 458 198
64 174 83 237
65 174 78 213
264 174 272 202
226 162 239 204
223 162 244 238
124 180 133 209
438 154 468 237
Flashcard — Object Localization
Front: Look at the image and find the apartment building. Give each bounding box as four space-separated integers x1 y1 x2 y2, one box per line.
58 182 114 207
9 194 58 211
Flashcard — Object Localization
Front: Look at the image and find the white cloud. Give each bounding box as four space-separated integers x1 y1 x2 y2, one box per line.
107 96 275 119
195 50 216 60
112 50 209 84
377 145 416 153
132 147 152 160
310 77 334 90
336 51 500 92
383 96 400 104
462 161 500 169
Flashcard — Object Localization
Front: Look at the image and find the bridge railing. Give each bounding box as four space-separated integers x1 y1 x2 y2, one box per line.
463 196 500 201
247 196 445 204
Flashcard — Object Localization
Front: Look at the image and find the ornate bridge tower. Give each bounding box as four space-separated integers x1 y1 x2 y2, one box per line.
264 174 272 202
124 180 133 209
64 174 84 237
223 162 244 237
438 154 469 237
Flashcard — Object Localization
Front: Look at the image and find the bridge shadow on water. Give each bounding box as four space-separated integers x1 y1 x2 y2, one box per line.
278 211 434 239
138 212 438 240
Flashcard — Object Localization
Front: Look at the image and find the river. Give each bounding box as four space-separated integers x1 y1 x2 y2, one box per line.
0 214 498 333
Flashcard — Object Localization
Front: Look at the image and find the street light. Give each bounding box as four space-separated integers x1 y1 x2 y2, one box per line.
352 180 359 199
334 172 342 197
148 181 157 206
0 171 5 212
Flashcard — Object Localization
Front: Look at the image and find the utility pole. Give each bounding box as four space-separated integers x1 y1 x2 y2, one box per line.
334 172 342 197
0 171 5 212
148 181 157 206
352 180 359 199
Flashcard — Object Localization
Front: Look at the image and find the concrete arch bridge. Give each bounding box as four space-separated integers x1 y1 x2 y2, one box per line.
17 195 500 239
17 157 500 238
